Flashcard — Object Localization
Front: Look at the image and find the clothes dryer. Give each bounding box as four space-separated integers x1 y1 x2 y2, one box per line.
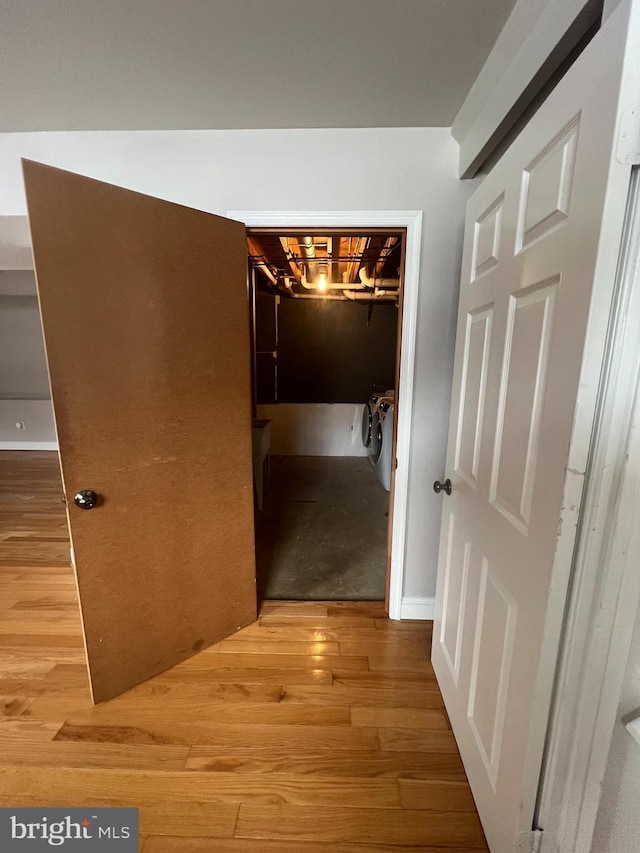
371 400 395 491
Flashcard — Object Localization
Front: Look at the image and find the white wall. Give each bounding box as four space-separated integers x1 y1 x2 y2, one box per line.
0 127 472 602
0 399 56 447
591 602 640 853
604 0 625 20
452 0 602 177
0 218 33 269
0 269 56 447
257 404 368 457
0 296 49 397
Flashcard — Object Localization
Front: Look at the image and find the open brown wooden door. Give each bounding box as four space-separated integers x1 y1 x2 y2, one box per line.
23 160 256 703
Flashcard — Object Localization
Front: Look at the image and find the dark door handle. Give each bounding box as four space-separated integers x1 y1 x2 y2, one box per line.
74 490 98 510
433 479 452 496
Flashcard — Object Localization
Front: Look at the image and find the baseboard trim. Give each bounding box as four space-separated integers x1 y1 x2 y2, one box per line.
0 441 58 451
399 596 435 621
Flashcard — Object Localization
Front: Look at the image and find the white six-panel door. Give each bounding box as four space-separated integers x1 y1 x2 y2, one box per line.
432 3 639 851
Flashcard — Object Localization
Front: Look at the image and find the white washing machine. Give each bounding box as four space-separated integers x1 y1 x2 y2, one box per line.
371 400 395 491
361 390 394 451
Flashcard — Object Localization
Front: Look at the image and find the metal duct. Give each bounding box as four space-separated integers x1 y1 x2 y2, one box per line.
298 235 319 285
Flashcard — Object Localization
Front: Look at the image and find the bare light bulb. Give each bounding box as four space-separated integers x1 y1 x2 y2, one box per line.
317 274 327 291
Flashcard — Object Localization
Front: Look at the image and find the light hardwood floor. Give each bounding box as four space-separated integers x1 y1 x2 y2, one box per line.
0 451 487 852
0 451 69 566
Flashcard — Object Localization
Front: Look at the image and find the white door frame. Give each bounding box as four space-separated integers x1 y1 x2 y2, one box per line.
229 210 423 621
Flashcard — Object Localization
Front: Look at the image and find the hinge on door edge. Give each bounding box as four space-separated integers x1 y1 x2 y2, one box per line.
515 829 543 853
617 109 640 165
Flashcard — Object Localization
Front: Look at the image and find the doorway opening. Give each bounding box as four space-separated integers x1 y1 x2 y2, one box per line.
246 228 405 603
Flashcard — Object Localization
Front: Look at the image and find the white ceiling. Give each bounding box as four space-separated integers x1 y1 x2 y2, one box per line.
0 0 517 132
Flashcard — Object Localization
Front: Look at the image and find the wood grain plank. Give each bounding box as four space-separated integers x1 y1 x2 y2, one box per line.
0 648 86 664
279 683 446 710
379 728 459 753
399 778 477 812
260 616 383 630
245 624 432 642
339 640 430 659
153 667 332 686
259 602 329 617
55 721 380 751
231 624 339 642
0 633 84 648
129 679 285 701
0 624 82 638
326 603 387 617
27 681 287 718
0 719 64 741
0 609 80 623
185 748 467 780
11 597 78 610
213 639 341 656
0 741 190 770
174 652 367 673
351 706 449 730
0 453 69 569
30 697 351 727
0 766 399 810
367 655 436 675
235 803 487 847
212 636 340 657
0 660 56 679
333 672 439 690
375 618 433 631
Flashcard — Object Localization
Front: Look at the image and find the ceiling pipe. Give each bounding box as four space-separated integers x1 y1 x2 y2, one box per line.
343 290 397 302
281 290 396 302
287 292 347 300
255 263 278 287
358 269 400 289
298 235 319 284
300 272 369 291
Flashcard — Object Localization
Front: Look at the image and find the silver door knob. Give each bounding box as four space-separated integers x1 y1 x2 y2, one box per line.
433 479 452 496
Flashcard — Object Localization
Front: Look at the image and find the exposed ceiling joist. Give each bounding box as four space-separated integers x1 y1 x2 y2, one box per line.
248 231 403 302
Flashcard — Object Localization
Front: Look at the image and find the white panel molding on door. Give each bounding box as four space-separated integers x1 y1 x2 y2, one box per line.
471 195 503 281
515 116 579 253
467 560 518 791
454 304 493 489
439 516 471 685
432 2 640 851
230 210 423 622
489 276 559 536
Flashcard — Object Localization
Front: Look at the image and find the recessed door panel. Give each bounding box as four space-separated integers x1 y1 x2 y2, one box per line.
455 305 493 488
468 562 518 789
471 196 503 282
517 118 580 252
439 514 471 685
490 279 558 534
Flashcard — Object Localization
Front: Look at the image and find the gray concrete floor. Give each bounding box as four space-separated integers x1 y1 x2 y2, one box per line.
255 456 389 600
